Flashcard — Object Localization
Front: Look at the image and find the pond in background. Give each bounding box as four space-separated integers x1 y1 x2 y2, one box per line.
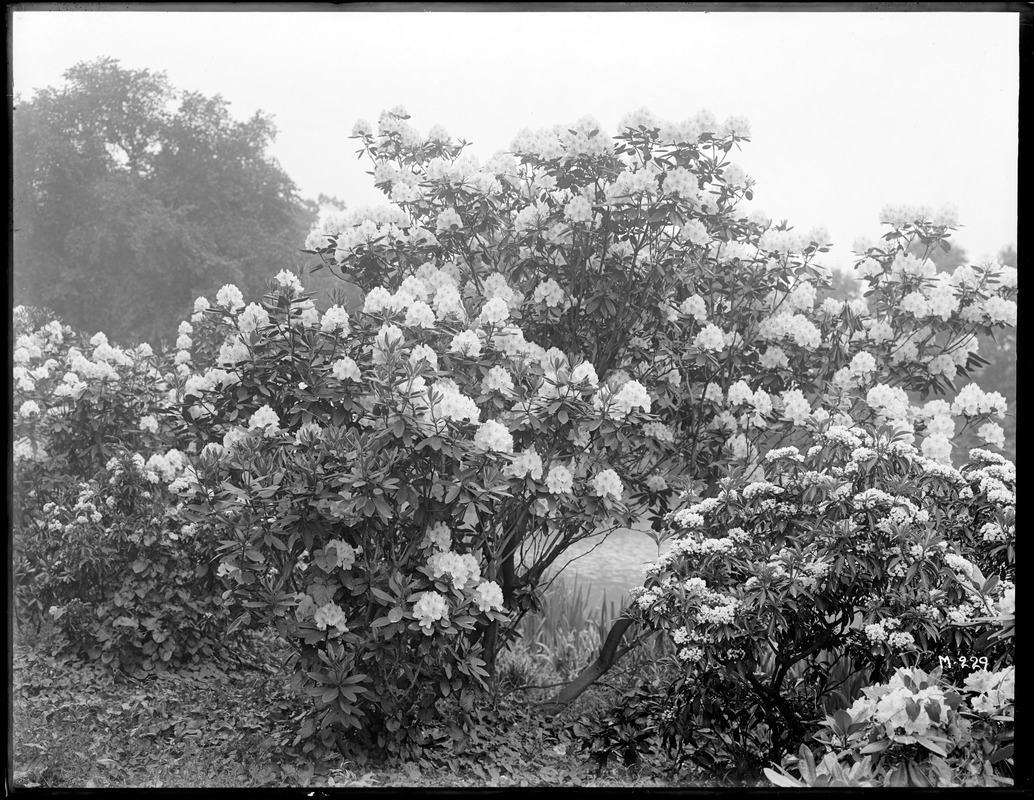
540 520 671 610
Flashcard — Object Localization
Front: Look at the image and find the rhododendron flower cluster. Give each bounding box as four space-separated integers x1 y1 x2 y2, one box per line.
545 465 574 495
471 581 505 613
426 550 482 590
313 602 350 634
413 591 450 633
421 522 452 552
247 405 281 435
592 468 624 501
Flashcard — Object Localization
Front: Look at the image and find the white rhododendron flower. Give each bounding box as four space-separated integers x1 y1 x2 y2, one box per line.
313 602 349 633
449 330 482 357
563 195 594 225
978 422 1006 449
274 270 304 292
216 284 245 312
727 380 754 406
320 305 351 334
421 522 452 552
413 591 450 633
473 419 514 452
478 297 510 326
324 539 357 571
248 405 281 435
18 400 41 418
921 433 953 464
679 295 707 322
363 287 393 315
592 469 623 501
427 551 482 590
217 338 250 366
331 356 360 381
780 389 811 426
409 343 438 369
682 219 711 246
533 278 567 308
479 365 513 395
145 449 186 483
472 581 505 613
434 384 480 424
222 427 249 451
571 361 599 387
694 324 726 352
546 465 574 495
238 303 270 334
404 300 436 328
505 448 544 481
606 379 651 418
435 207 463 233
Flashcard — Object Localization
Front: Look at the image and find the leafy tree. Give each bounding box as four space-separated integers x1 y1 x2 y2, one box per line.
13 57 318 345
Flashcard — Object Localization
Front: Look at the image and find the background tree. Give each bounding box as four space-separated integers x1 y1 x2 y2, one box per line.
13 58 318 345
950 245 1016 461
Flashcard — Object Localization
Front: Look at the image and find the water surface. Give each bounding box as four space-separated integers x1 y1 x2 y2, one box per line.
542 522 669 610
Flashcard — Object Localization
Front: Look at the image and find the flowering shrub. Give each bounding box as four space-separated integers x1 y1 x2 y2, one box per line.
12 306 238 671
12 305 172 483
764 664 1014 787
330 106 1015 490
174 108 1014 757
14 449 233 673
171 271 660 756
623 431 1014 777
12 105 1016 765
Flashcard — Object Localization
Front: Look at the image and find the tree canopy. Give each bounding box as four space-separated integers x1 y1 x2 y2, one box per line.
13 58 318 345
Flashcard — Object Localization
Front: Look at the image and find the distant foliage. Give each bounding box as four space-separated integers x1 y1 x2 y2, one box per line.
13 58 318 345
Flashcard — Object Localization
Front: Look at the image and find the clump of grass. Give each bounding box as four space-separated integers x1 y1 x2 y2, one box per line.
521 574 610 671
498 572 674 710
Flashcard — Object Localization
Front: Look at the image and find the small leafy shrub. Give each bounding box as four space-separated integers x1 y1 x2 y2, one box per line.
567 679 662 776
14 449 233 674
765 664 1014 787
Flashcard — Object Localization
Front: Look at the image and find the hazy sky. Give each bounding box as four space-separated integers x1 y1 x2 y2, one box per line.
11 8 1019 267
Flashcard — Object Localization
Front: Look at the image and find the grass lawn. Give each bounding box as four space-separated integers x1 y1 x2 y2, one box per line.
11 628 713 789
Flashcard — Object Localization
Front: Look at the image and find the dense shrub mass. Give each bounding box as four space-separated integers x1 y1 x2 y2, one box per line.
13 105 1015 783
15 451 233 673
12 307 235 673
623 430 1013 779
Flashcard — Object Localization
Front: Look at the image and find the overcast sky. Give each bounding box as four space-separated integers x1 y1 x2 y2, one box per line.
11 8 1020 267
